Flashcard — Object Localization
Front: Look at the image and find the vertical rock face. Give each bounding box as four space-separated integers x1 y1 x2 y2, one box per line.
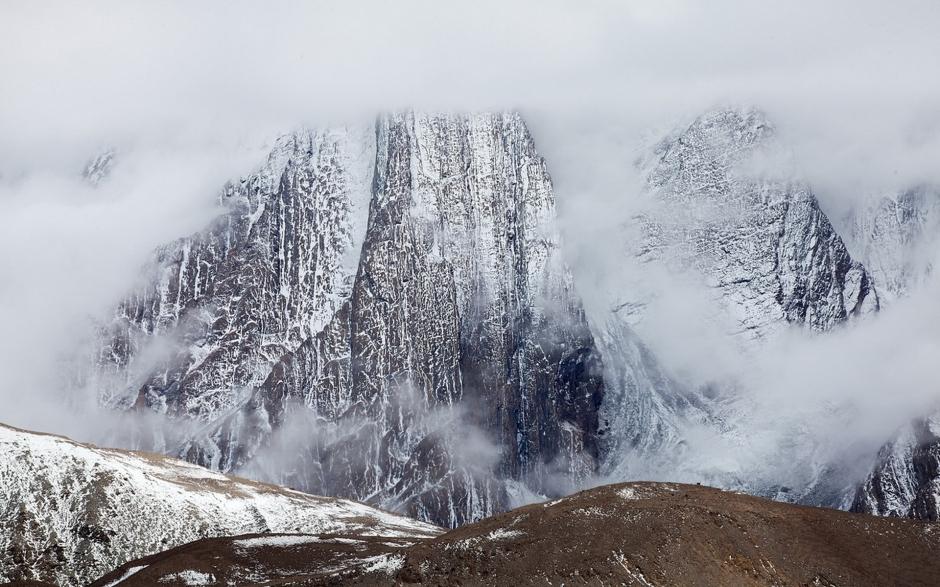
848 187 940 520
86 106 910 526
853 417 940 520
90 112 604 527
848 186 938 303
626 108 877 343
90 127 374 427
598 108 878 485
256 112 605 526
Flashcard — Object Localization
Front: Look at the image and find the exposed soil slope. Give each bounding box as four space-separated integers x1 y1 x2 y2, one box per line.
94 482 940 586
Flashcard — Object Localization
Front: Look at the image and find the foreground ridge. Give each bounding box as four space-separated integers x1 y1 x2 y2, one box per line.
95 481 940 586
0 424 439 587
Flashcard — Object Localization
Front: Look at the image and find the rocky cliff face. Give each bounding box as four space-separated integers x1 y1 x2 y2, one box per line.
0 424 438 587
597 108 879 488
848 187 940 519
89 112 604 528
852 417 940 519
83 107 898 528
90 126 374 425
847 186 938 303
623 108 877 342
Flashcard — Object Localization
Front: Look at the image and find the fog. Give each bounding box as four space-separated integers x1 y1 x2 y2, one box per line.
1 1 938 503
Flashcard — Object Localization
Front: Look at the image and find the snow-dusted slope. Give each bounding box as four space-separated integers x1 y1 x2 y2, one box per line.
0 423 438 587
594 314 713 466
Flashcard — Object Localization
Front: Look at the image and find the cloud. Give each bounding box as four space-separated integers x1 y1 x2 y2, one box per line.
0 141 262 438
0 0 937 508
2 1 938 173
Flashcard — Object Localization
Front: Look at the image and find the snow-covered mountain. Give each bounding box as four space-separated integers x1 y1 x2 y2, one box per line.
73 106 935 529
618 108 877 344
0 423 439 587
85 112 604 528
597 108 879 493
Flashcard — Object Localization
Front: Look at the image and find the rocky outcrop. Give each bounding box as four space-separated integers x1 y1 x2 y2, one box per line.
851 417 940 519
848 187 940 520
848 185 938 303
82 149 115 185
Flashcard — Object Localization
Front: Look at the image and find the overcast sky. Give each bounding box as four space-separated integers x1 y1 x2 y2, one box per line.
2 0 938 180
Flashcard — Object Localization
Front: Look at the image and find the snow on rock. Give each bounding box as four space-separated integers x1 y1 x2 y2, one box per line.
158 570 216 585
485 528 525 541
597 107 878 497
624 107 877 344
853 414 940 521
617 487 640 500
359 553 406 575
233 534 324 549
82 111 605 529
846 187 940 520
0 423 440 587
82 149 117 186
85 126 375 429
100 565 146 587
846 185 939 304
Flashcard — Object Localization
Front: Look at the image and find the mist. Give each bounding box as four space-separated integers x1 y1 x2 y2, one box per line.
1 0 939 506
